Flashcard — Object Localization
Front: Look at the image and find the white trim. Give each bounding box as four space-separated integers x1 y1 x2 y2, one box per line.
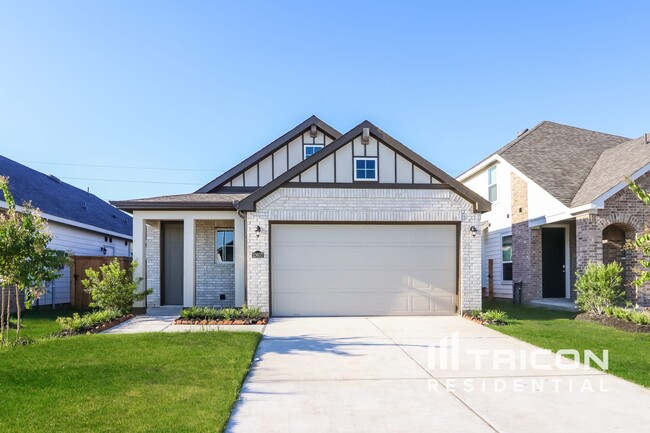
487 165 498 204
457 154 500 182
0 200 132 240
303 144 324 159
353 157 378 181
542 223 571 299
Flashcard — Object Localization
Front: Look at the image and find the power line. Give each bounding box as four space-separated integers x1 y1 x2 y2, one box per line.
59 176 203 185
20 160 218 172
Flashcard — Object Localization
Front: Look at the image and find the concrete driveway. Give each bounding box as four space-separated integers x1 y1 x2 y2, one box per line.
226 316 650 433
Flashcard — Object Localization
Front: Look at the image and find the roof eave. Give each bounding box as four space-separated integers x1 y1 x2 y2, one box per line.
110 201 237 212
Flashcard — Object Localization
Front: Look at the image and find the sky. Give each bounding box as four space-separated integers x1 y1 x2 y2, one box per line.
1 1 649 201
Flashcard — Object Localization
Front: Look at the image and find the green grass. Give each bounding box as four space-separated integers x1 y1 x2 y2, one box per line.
6 307 77 341
0 332 261 433
484 299 650 388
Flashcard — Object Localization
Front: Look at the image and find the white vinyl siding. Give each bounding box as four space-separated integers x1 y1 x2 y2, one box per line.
481 227 513 299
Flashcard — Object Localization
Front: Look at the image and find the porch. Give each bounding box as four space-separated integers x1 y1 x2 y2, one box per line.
131 210 246 310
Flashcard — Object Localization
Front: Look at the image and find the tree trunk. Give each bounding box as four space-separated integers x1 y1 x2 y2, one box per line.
0 287 5 343
5 287 10 344
15 287 21 341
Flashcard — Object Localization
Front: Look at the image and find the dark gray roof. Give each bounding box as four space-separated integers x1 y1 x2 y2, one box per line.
0 155 132 237
196 115 341 193
111 193 249 211
571 135 650 207
497 121 629 206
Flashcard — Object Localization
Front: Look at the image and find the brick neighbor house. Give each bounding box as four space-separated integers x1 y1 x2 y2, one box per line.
112 116 490 316
458 121 650 306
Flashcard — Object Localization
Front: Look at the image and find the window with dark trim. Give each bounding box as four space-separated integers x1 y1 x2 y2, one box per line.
488 166 498 203
502 235 512 281
354 157 377 181
216 229 234 262
303 145 324 159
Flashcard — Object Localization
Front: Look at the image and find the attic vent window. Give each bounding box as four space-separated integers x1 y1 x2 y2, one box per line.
303 145 323 159
354 157 377 181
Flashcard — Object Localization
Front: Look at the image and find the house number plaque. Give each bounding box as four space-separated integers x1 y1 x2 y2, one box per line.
251 250 264 258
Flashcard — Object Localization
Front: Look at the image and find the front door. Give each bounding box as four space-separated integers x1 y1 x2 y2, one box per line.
162 222 184 305
542 227 566 298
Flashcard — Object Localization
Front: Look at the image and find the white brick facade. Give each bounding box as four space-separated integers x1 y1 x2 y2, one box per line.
145 221 161 307
246 187 483 313
195 220 236 307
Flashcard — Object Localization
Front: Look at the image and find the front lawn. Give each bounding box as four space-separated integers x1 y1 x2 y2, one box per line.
0 332 261 433
483 299 650 388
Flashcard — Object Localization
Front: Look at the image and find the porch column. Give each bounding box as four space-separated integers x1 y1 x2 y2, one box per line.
575 213 602 274
132 215 146 309
183 217 196 307
234 214 245 307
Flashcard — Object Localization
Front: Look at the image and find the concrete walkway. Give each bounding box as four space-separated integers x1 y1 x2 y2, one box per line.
226 316 650 433
102 314 265 334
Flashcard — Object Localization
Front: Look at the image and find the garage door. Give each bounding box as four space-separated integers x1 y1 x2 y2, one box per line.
271 224 457 316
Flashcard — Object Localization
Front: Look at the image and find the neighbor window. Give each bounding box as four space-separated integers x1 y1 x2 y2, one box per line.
216 229 234 262
488 166 498 202
502 235 512 281
354 157 378 181
303 145 324 159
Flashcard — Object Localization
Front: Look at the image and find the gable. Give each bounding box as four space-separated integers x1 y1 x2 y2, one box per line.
288 133 441 185
197 116 341 193
238 121 491 212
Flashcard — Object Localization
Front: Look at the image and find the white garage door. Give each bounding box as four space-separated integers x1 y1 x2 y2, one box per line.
271 224 457 316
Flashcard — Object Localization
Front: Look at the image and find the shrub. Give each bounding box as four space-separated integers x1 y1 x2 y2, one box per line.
56 308 123 332
467 309 510 324
575 262 624 314
82 259 152 315
604 306 650 325
180 305 263 321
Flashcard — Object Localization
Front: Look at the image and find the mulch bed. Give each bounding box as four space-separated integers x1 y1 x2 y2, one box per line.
55 314 134 337
576 313 650 333
173 318 268 326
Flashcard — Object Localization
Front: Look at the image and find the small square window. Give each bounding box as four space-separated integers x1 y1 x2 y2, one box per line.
216 229 234 262
354 158 377 181
304 145 324 159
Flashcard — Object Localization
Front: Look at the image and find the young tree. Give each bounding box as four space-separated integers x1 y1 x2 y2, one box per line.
0 176 69 343
627 179 650 297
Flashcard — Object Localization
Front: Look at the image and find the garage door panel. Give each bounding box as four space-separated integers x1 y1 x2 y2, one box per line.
271 224 457 316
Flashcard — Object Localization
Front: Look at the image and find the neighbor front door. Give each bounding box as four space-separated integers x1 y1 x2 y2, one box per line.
542 227 566 298
162 221 184 305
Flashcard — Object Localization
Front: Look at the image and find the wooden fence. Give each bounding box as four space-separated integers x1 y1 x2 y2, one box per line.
70 256 132 309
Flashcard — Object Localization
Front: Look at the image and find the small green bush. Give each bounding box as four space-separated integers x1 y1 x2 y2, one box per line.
180 305 263 321
575 262 624 314
82 259 152 315
467 309 510 324
56 308 123 332
604 306 650 325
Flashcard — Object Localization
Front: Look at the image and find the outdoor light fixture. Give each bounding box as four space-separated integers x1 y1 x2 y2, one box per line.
255 225 261 237
469 226 478 237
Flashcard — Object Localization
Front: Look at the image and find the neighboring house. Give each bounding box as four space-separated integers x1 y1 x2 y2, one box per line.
113 116 490 316
458 121 650 306
0 155 133 306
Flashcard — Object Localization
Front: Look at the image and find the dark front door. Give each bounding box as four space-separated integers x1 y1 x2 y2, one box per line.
542 227 566 298
162 222 184 305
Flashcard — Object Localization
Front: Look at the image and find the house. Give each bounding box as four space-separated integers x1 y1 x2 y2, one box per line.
0 155 133 306
112 116 490 316
458 121 650 306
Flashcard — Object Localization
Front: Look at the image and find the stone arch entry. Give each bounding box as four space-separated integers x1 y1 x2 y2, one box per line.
600 218 638 302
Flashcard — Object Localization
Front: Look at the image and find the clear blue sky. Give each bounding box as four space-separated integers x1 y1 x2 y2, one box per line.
2 1 649 201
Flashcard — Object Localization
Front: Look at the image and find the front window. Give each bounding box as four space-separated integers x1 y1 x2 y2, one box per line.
216 229 234 262
488 166 498 203
502 235 512 281
304 145 324 159
354 157 377 181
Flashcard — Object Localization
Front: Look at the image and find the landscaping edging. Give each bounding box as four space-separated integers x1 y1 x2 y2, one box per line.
173 317 268 326
56 314 135 337
576 312 650 333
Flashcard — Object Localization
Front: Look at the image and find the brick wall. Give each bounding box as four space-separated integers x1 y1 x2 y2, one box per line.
511 173 542 300
195 220 236 308
145 221 161 307
246 187 482 313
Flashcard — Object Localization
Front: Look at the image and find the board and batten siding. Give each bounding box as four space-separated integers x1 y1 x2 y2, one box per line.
34 221 131 306
288 135 441 185
225 128 336 188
